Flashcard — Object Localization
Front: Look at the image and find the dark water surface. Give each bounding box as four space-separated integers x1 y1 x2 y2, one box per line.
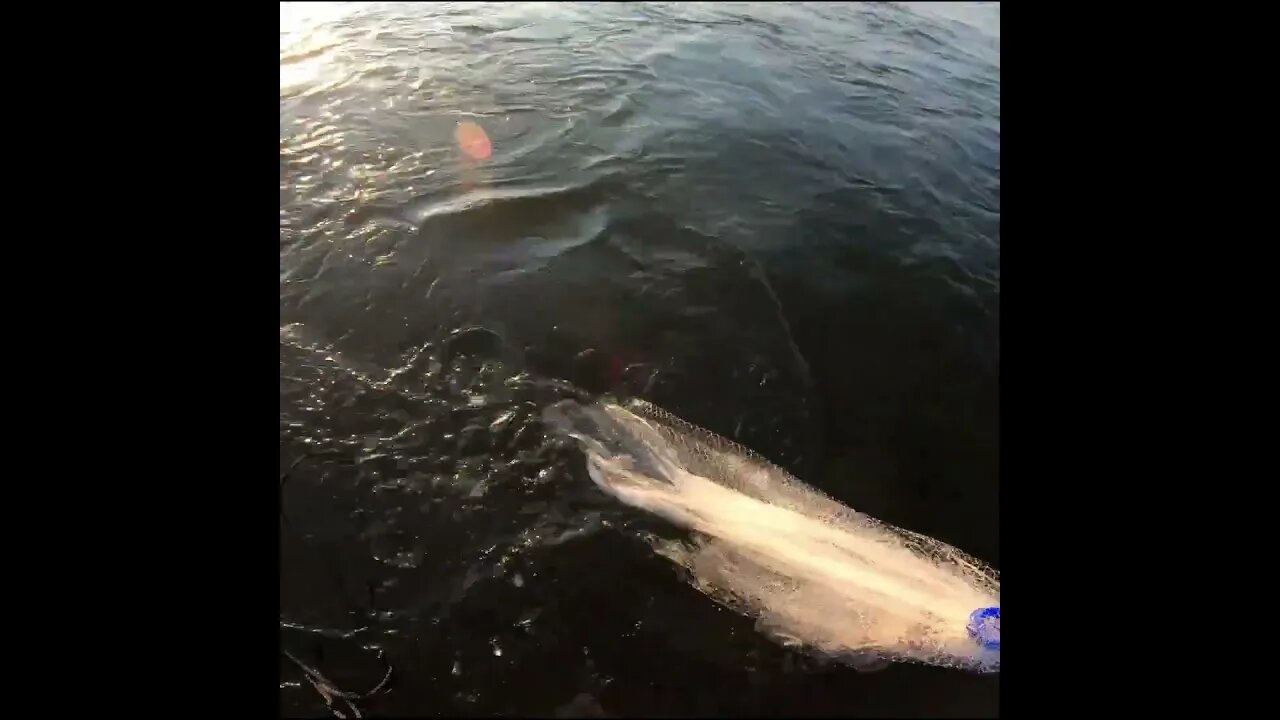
280 2 999 716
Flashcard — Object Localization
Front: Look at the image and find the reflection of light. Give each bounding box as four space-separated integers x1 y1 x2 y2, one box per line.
280 2 356 44
280 38 346 92
280 2 358 92
280 49 328 92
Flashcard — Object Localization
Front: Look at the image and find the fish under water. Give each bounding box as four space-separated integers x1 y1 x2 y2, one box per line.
542 397 1000 673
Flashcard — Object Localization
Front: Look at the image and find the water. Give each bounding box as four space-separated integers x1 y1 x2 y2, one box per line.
280 2 999 716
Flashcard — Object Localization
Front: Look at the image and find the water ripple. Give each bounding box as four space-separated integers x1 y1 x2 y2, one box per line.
280 2 998 715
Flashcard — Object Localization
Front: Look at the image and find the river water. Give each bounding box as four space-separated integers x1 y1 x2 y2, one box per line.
280 2 999 716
